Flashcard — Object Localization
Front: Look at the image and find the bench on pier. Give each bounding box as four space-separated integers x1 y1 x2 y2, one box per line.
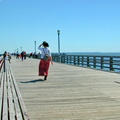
0 60 30 120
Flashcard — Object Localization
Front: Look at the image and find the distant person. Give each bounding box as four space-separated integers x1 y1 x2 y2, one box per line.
38 52 41 59
23 51 26 59
3 51 7 59
16 51 19 59
38 41 53 80
34 52 37 58
30 52 33 58
3 52 11 63
8 53 11 63
21 51 24 61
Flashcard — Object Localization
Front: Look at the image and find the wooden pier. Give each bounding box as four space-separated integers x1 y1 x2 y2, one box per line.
9 57 120 120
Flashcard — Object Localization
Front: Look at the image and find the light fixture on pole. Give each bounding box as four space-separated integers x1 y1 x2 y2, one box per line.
57 30 60 55
14 49 16 53
21 47 22 52
34 41 36 54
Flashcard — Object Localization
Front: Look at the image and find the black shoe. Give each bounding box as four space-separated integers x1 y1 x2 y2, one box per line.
44 75 47 80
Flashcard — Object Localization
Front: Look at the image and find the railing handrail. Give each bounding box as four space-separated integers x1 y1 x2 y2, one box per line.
52 54 120 73
0 56 4 72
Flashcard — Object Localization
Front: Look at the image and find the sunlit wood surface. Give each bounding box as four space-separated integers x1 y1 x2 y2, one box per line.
11 57 120 120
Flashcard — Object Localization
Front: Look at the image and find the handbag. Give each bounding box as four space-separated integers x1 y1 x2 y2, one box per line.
43 49 49 61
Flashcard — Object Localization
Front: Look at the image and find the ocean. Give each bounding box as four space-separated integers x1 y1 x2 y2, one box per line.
1 52 120 56
64 52 120 56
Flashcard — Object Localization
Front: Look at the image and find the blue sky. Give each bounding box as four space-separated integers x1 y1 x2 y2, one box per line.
0 0 120 54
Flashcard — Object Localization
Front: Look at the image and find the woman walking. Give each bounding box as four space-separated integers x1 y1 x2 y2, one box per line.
38 41 53 80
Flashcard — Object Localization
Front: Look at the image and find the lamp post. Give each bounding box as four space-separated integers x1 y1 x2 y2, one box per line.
34 41 36 58
57 30 60 55
34 41 36 53
14 49 16 54
21 47 22 52
17 48 19 52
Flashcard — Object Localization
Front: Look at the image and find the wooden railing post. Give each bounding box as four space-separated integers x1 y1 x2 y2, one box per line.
94 57 96 68
59 55 61 62
101 57 103 69
67 56 69 64
61 56 65 63
110 57 114 71
61 56 63 63
74 56 76 65
70 56 71 64
82 56 84 66
87 56 90 67
77 56 80 65
63 56 66 63
57 55 59 62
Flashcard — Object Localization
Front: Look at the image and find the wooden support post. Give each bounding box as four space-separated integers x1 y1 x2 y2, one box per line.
94 57 96 68
101 57 103 69
110 57 114 71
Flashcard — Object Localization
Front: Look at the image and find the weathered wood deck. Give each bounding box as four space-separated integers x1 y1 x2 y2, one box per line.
11 57 120 120
0 60 29 120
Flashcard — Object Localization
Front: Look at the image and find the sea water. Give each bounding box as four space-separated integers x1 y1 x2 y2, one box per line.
65 52 120 56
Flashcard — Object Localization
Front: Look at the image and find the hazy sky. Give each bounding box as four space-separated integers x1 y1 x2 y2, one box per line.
0 0 120 54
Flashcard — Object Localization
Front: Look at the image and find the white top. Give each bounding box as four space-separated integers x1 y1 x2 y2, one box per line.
38 47 51 58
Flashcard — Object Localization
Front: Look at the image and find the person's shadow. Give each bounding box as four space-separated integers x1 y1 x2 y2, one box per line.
114 81 120 84
20 79 44 83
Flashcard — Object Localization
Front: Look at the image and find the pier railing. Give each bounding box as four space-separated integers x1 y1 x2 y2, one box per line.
0 56 4 72
52 54 120 73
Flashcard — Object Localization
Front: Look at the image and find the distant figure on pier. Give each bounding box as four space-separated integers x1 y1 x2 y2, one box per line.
38 41 53 80
38 52 41 59
3 51 11 63
21 51 24 61
23 51 26 60
16 51 19 59
8 53 11 63
3 51 7 58
30 52 33 58
20 51 26 61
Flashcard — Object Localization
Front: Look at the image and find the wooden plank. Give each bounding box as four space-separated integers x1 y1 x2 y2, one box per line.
2 72 8 120
7 69 16 120
9 64 30 120
0 59 4 72
10 57 120 120
1 60 29 120
8 66 23 120
0 63 4 83
0 71 4 120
